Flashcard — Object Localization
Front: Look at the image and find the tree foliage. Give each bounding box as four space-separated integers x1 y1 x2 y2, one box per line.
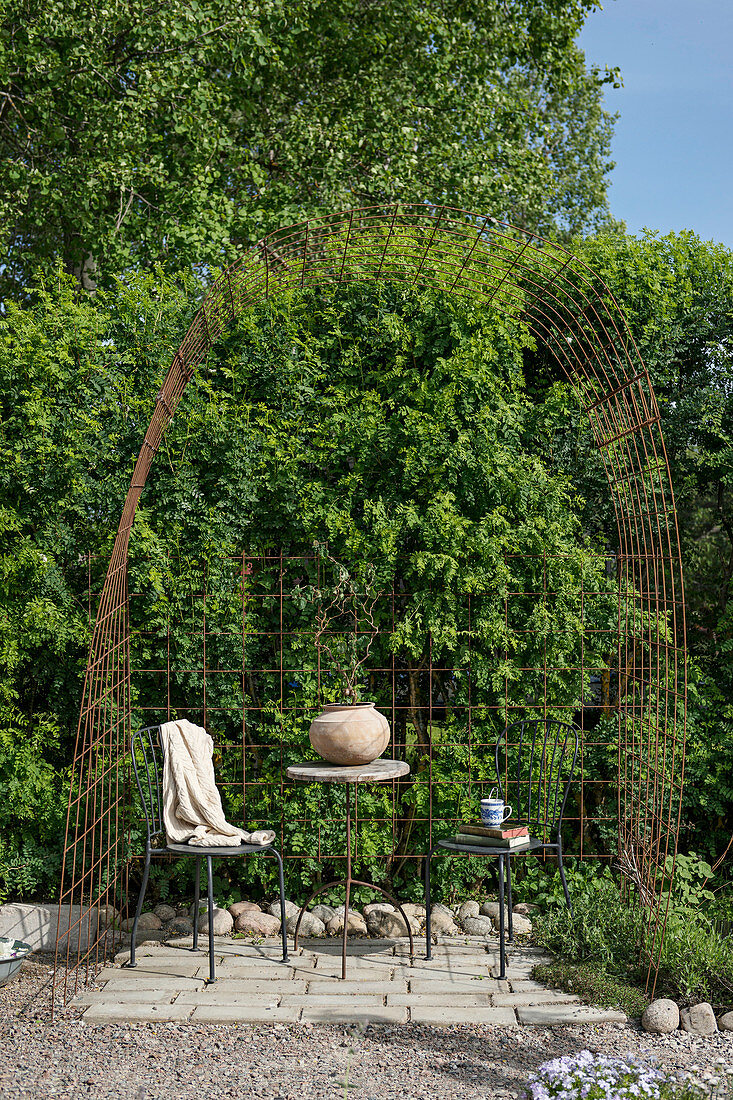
0 0 618 299
0 271 616 900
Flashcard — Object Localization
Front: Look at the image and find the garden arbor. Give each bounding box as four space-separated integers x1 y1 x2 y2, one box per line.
55 205 687 1002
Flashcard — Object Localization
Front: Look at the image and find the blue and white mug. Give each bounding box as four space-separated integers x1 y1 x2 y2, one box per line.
480 788 513 827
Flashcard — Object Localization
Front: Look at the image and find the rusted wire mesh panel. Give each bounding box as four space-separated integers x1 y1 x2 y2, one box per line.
54 205 687 1006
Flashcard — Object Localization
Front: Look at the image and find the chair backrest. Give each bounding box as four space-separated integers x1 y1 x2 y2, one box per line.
495 718 579 839
131 726 165 847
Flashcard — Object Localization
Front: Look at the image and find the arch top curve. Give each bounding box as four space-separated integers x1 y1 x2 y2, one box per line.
55 202 687 1007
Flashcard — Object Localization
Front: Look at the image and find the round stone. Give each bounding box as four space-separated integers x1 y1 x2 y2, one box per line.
718 1011 733 1031
461 915 494 937
197 906 234 936
167 917 193 936
680 1002 718 1035
429 907 460 935
481 901 509 921
234 911 281 936
311 904 335 923
642 999 680 1034
365 909 418 938
363 902 395 916
326 912 368 936
286 911 325 937
153 904 176 923
458 900 480 923
229 901 261 919
121 912 162 932
268 899 299 921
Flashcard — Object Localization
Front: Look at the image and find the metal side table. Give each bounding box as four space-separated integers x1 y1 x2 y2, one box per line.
286 759 413 979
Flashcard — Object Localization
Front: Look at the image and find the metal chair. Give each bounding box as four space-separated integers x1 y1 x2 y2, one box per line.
425 717 579 978
127 725 289 981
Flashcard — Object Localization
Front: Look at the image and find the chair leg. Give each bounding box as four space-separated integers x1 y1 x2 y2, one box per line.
557 843 573 917
271 848 290 962
206 855 216 983
126 851 151 968
497 855 506 980
506 855 514 943
425 846 438 960
192 857 201 952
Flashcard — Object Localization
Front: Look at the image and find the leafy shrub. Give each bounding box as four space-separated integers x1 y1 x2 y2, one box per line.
533 874 733 1006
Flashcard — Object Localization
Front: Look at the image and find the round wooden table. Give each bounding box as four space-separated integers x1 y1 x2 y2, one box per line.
286 759 412 979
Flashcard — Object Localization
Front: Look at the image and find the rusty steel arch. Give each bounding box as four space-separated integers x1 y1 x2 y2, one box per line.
54 204 687 1002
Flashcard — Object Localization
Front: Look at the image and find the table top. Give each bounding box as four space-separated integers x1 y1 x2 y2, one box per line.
286 759 410 784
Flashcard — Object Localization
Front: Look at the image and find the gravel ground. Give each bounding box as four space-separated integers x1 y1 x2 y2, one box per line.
2 956 732 1099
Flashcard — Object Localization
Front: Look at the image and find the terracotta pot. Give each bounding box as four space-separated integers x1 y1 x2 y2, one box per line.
308 702 390 766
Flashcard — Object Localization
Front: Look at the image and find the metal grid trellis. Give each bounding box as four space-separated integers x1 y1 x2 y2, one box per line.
54 204 687 1006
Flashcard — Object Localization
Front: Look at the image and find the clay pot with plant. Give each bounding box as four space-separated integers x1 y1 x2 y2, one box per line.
305 546 391 767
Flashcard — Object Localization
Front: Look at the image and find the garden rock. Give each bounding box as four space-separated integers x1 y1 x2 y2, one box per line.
97 905 119 927
234 911 280 936
461 915 494 937
680 1002 718 1035
493 912 532 935
428 906 461 935
431 902 455 920
457 900 480 923
310 904 335 924
513 902 539 916
167 917 193 936
642 998 680 1034
197 907 233 936
365 909 418 938
401 903 426 923
480 901 508 921
229 901 261 919
268 899 299 921
285 911 325 937
326 912 368 937
363 902 395 916
153 904 176 923
718 1011 733 1031
121 912 162 932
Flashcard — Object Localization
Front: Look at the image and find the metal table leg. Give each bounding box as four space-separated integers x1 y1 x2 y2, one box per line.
293 782 415 978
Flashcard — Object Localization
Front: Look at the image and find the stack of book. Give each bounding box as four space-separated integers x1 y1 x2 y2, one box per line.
451 823 530 848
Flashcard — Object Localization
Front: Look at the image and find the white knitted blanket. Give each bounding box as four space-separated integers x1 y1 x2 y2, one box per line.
160 719 275 848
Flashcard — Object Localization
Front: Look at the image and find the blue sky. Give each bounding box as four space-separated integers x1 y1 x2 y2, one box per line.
578 0 733 247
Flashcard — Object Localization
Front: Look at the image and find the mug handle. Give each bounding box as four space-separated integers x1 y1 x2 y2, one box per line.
502 804 513 823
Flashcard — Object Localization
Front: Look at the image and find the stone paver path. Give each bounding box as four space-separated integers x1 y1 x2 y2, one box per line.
73 937 626 1028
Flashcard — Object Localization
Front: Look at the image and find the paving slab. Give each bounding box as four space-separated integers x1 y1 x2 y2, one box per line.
493 991 582 1007
191 1005 302 1024
306 980 408 995
168 936 297 956
310 959 396 976
394 963 493 980
73 988 180 1006
409 1005 518 1027
300 1006 407 1025
112 960 206 977
509 979 556 992
409 977 501 995
517 1005 627 1026
217 963 314 980
284 995 385 1007
175 981 307 1002
302 940 396 955
95 976 206 992
387 993 493 1007
83 1003 194 1023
